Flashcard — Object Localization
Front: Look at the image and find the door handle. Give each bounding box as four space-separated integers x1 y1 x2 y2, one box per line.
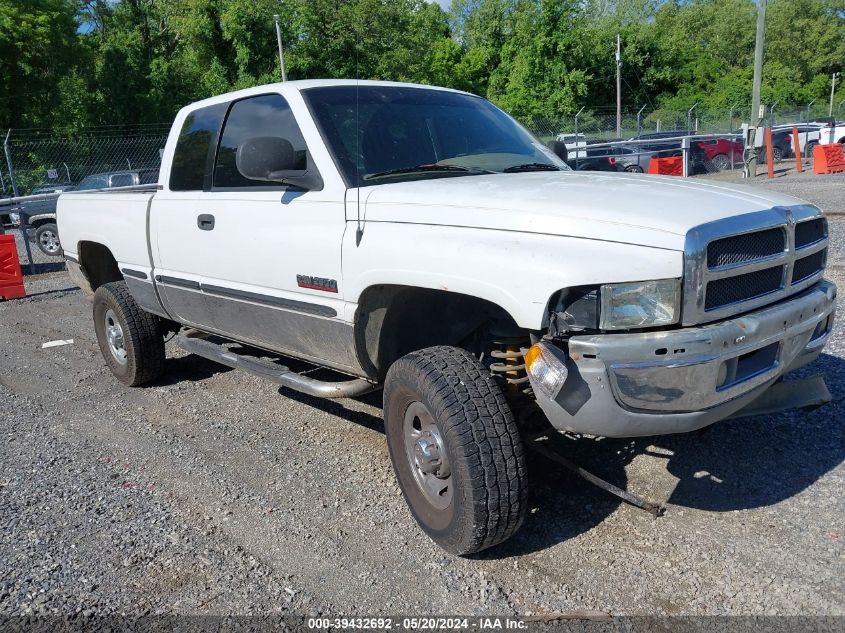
197 214 215 230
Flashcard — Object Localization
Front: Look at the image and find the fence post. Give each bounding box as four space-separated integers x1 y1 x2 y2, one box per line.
4 129 35 274
574 106 585 170
636 104 646 139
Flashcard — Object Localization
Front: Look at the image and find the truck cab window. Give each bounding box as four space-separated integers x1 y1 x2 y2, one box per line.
213 94 308 189
169 103 226 191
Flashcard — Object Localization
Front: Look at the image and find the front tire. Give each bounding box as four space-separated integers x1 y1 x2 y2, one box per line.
384 346 527 555
35 223 62 256
93 281 165 386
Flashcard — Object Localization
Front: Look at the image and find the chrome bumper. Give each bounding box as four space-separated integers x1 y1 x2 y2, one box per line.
532 280 836 438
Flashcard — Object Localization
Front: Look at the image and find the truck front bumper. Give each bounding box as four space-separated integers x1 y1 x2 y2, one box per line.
531 279 837 438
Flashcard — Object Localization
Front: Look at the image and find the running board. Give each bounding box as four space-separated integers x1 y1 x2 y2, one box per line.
174 335 379 399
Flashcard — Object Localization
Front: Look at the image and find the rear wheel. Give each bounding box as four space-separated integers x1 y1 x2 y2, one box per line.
93 281 165 386
771 146 784 163
384 346 528 555
711 153 730 171
624 165 643 173
35 223 62 256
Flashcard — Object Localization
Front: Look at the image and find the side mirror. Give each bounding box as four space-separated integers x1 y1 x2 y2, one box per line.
236 136 322 190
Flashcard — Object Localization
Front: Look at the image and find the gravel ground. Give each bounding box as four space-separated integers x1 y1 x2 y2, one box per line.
1 221 843 621
695 169 845 214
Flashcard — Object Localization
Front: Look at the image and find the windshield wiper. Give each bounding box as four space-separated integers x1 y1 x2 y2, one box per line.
502 163 563 173
364 164 489 180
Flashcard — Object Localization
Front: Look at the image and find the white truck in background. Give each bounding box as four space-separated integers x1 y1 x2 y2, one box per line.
58 80 836 555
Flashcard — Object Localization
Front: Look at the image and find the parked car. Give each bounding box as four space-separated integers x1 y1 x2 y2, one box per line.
58 80 836 556
773 124 825 158
695 136 744 170
24 170 159 256
813 118 845 146
627 131 708 173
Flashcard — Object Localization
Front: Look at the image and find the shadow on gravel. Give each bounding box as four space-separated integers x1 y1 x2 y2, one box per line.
22 261 66 275
151 353 235 386
659 353 845 512
172 349 844 557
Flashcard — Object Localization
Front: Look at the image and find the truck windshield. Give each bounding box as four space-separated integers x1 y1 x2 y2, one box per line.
303 85 567 187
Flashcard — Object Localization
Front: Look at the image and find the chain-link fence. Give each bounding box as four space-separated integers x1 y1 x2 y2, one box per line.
523 105 838 142
2 124 169 197
1 125 169 273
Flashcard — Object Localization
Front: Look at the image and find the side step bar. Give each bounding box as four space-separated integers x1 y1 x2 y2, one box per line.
175 335 379 399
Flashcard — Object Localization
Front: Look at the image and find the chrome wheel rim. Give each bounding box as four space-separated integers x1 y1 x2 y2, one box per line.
104 309 128 365
403 401 452 510
39 230 60 254
712 155 730 171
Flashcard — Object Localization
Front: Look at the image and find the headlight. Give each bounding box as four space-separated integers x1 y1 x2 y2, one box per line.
599 279 681 330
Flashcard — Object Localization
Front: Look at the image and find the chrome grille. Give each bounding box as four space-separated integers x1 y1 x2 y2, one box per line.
795 218 827 248
704 266 784 310
683 206 828 325
706 228 785 269
793 249 827 284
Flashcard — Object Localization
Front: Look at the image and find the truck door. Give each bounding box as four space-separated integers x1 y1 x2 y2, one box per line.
183 93 353 370
150 102 227 330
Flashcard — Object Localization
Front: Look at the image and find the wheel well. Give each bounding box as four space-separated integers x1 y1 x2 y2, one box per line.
29 218 55 228
353 285 528 380
78 241 122 291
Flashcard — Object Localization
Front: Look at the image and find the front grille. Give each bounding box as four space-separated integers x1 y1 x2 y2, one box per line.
792 249 826 284
707 228 785 269
684 207 828 326
705 266 784 310
795 218 826 248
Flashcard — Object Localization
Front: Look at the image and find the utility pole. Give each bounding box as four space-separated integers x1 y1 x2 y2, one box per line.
747 0 767 178
615 34 622 138
830 72 840 116
273 14 287 82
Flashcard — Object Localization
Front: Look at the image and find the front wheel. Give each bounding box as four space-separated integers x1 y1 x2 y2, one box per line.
93 281 165 386
384 346 528 555
624 165 643 173
35 223 62 256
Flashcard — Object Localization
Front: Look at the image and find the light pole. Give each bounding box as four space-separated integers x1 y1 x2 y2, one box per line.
273 14 287 82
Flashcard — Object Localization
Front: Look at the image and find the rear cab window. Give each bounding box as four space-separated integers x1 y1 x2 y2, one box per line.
169 103 227 191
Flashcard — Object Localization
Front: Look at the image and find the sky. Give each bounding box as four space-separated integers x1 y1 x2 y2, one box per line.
432 0 452 8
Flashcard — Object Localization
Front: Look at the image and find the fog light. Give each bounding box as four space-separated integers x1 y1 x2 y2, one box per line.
524 342 568 399
716 361 728 388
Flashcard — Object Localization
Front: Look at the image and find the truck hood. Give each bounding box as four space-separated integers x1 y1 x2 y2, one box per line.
361 171 811 251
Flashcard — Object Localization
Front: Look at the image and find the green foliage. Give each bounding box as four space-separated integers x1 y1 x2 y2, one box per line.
0 0 843 129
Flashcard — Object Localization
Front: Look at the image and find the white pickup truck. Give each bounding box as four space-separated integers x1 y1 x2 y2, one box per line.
58 80 837 555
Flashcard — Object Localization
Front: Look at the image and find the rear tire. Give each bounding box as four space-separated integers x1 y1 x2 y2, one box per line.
35 223 62 256
93 281 165 386
711 153 730 171
624 165 643 173
384 346 528 555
